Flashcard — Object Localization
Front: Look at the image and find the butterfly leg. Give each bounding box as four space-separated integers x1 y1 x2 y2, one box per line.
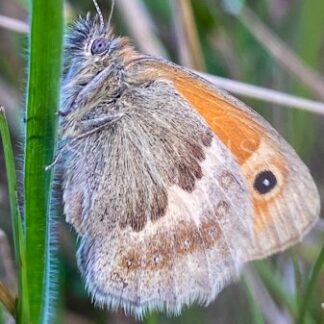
59 64 120 116
64 112 123 148
46 112 122 171
79 112 123 132
72 65 119 110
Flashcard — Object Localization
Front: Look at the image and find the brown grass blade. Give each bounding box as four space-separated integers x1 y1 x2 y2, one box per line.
170 0 205 70
239 7 324 101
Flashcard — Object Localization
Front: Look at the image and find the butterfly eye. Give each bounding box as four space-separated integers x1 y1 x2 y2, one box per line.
91 38 109 55
254 170 277 194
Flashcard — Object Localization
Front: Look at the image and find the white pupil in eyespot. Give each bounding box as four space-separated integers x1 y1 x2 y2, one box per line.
263 178 271 187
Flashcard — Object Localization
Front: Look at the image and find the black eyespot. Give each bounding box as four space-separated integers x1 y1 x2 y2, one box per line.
91 38 109 55
254 170 277 195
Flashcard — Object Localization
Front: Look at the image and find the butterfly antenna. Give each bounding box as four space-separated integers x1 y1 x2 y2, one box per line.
92 0 104 28
107 0 116 27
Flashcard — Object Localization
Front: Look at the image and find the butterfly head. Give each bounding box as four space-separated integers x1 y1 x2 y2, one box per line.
65 14 123 69
60 14 136 132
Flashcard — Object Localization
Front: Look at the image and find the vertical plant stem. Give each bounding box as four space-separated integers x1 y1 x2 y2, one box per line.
24 0 63 322
0 107 27 321
242 278 265 324
0 305 4 324
171 0 206 70
0 108 21 259
287 0 324 158
255 261 316 324
297 245 324 324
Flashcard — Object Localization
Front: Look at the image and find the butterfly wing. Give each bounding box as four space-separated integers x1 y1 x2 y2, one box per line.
125 56 320 262
62 68 254 317
62 53 319 317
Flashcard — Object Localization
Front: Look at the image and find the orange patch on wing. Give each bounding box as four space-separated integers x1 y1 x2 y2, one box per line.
128 59 288 234
140 62 263 164
174 83 260 164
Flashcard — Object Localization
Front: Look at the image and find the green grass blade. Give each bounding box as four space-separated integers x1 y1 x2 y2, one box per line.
144 312 159 324
287 0 324 158
297 245 324 324
0 108 21 281
24 0 63 322
242 278 265 324
255 261 316 324
0 305 4 324
0 107 27 321
255 262 296 313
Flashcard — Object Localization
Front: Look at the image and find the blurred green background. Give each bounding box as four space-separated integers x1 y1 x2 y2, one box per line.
0 0 323 323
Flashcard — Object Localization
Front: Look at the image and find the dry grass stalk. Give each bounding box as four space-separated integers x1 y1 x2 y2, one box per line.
170 0 205 70
239 7 324 101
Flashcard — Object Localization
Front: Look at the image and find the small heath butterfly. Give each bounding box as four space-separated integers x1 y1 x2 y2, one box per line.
57 1 320 318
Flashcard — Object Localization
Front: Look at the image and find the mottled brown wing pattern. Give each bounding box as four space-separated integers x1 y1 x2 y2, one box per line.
61 75 253 317
60 16 319 319
126 57 320 262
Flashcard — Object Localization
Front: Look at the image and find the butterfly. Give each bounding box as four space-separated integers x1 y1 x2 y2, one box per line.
58 11 320 319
